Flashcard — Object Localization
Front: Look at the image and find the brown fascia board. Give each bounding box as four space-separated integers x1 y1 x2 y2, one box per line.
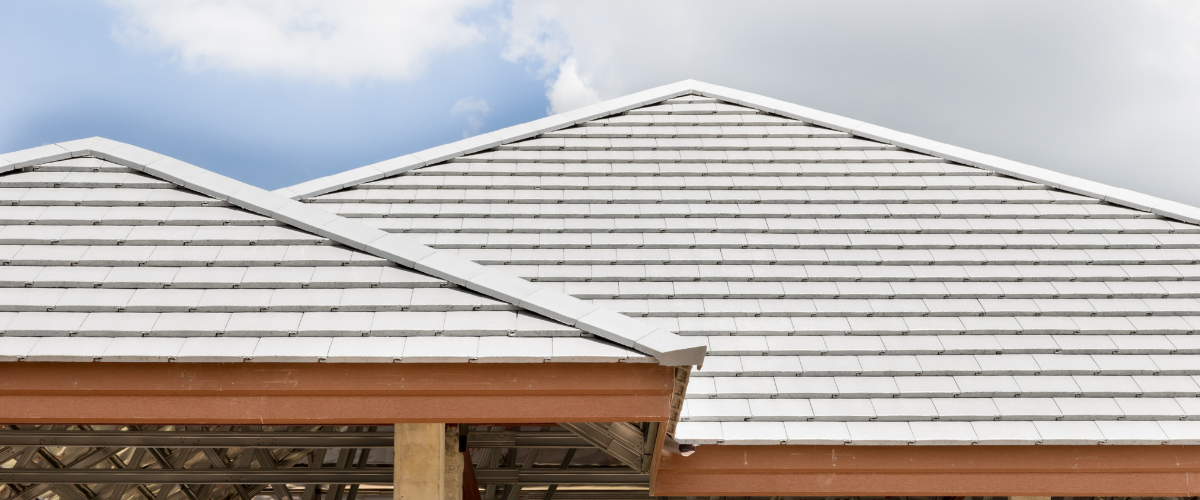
652 443 1200 497
279 79 1200 226
0 362 675 424
0 138 706 367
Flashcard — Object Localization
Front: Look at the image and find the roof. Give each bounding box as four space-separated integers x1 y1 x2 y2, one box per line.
0 138 706 366
287 80 1200 446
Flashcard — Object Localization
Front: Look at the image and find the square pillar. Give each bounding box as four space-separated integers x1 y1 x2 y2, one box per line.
394 423 464 500
394 424 445 500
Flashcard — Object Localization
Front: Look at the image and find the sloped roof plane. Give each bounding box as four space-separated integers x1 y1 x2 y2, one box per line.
280 79 1200 225
0 138 705 366
285 81 1200 496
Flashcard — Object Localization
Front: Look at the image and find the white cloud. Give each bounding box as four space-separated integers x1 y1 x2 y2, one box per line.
502 0 600 114
501 1 571 77
451 97 491 137
501 0 1200 206
108 0 492 84
545 58 601 114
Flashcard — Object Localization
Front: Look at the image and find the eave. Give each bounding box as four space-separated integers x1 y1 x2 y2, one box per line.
0 361 675 425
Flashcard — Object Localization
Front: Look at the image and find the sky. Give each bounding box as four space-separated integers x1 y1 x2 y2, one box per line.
1 1 1198 206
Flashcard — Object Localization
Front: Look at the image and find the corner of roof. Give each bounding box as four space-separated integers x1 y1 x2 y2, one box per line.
0 139 706 366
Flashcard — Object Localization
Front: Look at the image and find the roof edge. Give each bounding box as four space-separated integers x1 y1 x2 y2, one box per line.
690 82 1200 225
274 80 701 200
0 138 706 367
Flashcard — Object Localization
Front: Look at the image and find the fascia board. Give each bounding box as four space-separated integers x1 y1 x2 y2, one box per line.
279 81 699 200
0 137 704 366
689 79 1200 227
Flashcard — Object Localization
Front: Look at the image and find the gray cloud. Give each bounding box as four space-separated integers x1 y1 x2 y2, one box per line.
507 0 1200 206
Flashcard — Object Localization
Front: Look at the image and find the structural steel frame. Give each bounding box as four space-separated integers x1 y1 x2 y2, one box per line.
0 425 654 500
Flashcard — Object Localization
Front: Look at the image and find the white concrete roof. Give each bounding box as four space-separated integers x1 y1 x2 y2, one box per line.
0 140 706 366
289 83 1200 445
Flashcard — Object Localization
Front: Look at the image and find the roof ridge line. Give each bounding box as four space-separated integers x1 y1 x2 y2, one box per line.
0 137 706 367
276 78 1200 226
273 80 707 200
688 82 1200 225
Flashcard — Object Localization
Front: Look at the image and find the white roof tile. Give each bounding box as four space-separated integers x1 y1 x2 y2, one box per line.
909 421 979 445
176 337 258 362
15 83 1200 446
846 422 914 445
99 337 186 362
719 422 787 445
1095 421 1169 445
782 421 851 445
1032 421 1106 444
1157 420 1200 444
325 336 406 362
25 337 112 362
971 421 1042 445
251 337 332 362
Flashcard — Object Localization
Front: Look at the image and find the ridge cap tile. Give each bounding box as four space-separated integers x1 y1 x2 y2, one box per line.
281 79 1200 226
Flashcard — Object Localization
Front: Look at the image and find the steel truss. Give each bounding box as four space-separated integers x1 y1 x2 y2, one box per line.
0 424 656 500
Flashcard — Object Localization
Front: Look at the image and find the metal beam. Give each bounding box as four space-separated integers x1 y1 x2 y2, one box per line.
474 469 648 486
0 468 647 486
557 423 645 471
0 430 588 449
468 431 591 449
0 431 392 448
0 469 392 484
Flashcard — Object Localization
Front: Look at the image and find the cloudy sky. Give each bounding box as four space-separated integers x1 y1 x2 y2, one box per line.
3 1 1198 205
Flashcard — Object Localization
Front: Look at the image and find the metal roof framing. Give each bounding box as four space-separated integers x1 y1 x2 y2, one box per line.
279 79 1200 225
0 424 655 500
0 138 705 367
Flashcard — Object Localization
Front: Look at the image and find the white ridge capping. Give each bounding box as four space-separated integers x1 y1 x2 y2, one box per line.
275 80 699 200
0 138 706 367
692 82 1200 226
281 79 1200 226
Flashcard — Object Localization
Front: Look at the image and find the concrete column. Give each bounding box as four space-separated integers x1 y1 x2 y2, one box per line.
444 425 464 500
394 424 445 500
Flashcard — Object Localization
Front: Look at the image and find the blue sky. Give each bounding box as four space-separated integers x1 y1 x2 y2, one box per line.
3 1 1199 205
0 0 548 189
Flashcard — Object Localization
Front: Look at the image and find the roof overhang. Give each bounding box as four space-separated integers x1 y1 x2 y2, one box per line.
0 361 674 424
